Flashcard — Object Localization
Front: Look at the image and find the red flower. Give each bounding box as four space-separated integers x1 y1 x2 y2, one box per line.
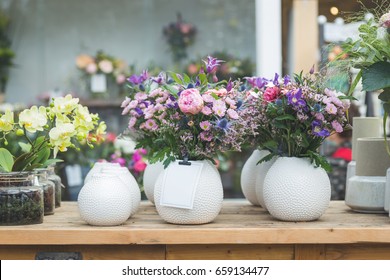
263 86 280 102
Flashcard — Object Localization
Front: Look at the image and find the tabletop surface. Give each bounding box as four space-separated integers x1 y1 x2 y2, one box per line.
1 200 390 245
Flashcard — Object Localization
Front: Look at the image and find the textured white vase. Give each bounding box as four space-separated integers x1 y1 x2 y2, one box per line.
154 160 223 224
240 150 267 206
255 154 276 210
84 162 120 184
78 173 132 226
143 161 165 204
101 165 141 217
263 157 331 221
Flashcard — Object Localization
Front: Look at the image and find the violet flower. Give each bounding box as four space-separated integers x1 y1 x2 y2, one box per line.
245 77 267 88
312 120 330 137
226 79 233 92
273 73 279 86
203 56 223 73
287 88 306 107
283 75 291 85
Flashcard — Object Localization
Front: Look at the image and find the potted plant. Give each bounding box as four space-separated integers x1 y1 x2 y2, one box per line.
121 56 253 224
0 94 105 225
249 71 350 221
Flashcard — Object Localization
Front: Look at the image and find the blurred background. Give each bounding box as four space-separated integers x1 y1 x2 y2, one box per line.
0 0 383 200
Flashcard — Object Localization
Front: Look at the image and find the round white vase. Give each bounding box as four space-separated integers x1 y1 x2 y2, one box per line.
240 149 267 206
84 162 120 184
78 173 132 226
154 160 223 224
101 165 141 217
143 161 165 204
255 154 276 210
263 157 331 222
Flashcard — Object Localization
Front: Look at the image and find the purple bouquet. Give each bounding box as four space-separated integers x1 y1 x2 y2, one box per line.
245 71 351 170
121 56 253 167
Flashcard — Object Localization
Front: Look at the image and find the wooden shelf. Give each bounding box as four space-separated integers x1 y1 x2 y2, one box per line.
1 200 390 260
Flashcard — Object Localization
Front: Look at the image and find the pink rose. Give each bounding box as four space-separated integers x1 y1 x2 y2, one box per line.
263 86 280 102
178 88 204 115
133 160 147 172
116 74 126 84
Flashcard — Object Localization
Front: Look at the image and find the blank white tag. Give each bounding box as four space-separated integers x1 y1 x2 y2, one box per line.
160 161 204 209
65 164 83 187
90 74 107 93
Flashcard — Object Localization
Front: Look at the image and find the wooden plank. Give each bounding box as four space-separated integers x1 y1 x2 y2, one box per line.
1 201 390 245
295 244 325 260
166 244 294 260
0 245 165 260
326 244 390 260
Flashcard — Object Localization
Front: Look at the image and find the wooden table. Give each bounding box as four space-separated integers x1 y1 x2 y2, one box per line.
1 200 390 260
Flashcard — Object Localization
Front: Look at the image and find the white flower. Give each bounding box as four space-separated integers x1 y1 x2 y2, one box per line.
86 63 97 74
0 110 14 132
51 94 79 114
19 106 47 133
98 60 114 74
49 122 76 157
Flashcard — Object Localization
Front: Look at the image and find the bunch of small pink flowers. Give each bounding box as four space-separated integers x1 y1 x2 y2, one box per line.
244 71 351 171
121 56 254 167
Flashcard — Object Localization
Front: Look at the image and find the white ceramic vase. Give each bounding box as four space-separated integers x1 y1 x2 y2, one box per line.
143 161 165 204
263 157 331 222
101 165 141 217
78 173 132 226
255 154 276 210
240 149 267 206
84 162 120 184
154 160 223 224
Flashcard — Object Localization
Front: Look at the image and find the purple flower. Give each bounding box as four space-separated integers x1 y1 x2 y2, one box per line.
273 73 279 86
226 79 233 92
152 72 165 84
134 108 144 116
309 65 315 74
287 89 306 107
312 120 330 137
127 70 149 85
245 76 267 88
203 56 223 73
283 75 291 85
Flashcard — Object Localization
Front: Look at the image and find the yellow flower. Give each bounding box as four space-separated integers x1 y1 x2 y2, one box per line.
0 110 14 132
19 106 47 133
73 104 95 133
51 94 79 115
49 122 76 157
96 121 107 136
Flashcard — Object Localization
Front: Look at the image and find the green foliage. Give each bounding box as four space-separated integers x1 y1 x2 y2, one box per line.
0 148 13 172
361 61 390 92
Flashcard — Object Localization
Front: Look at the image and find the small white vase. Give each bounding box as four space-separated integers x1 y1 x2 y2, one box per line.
84 162 120 184
255 154 276 210
78 173 132 226
143 161 165 204
263 157 331 221
240 149 267 206
101 165 141 217
154 160 223 224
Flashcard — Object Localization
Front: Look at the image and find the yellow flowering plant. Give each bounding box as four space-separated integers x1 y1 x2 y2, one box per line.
0 94 106 172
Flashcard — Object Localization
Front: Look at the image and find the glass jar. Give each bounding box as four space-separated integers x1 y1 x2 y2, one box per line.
47 165 62 208
34 169 55 215
0 172 44 226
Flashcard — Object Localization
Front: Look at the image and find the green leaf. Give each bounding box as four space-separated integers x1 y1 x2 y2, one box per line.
348 69 362 96
378 88 390 102
361 62 390 92
0 148 14 172
32 147 51 165
275 114 295 121
198 73 208 86
12 152 37 171
383 103 390 114
162 84 179 97
257 153 277 165
183 73 191 84
168 72 183 85
18 142 32 153
42 158 63 167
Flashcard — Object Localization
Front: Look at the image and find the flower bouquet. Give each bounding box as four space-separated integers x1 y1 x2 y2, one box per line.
76 50 128 98
245 71 350 221
0 94 105 225
121 56 252 223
